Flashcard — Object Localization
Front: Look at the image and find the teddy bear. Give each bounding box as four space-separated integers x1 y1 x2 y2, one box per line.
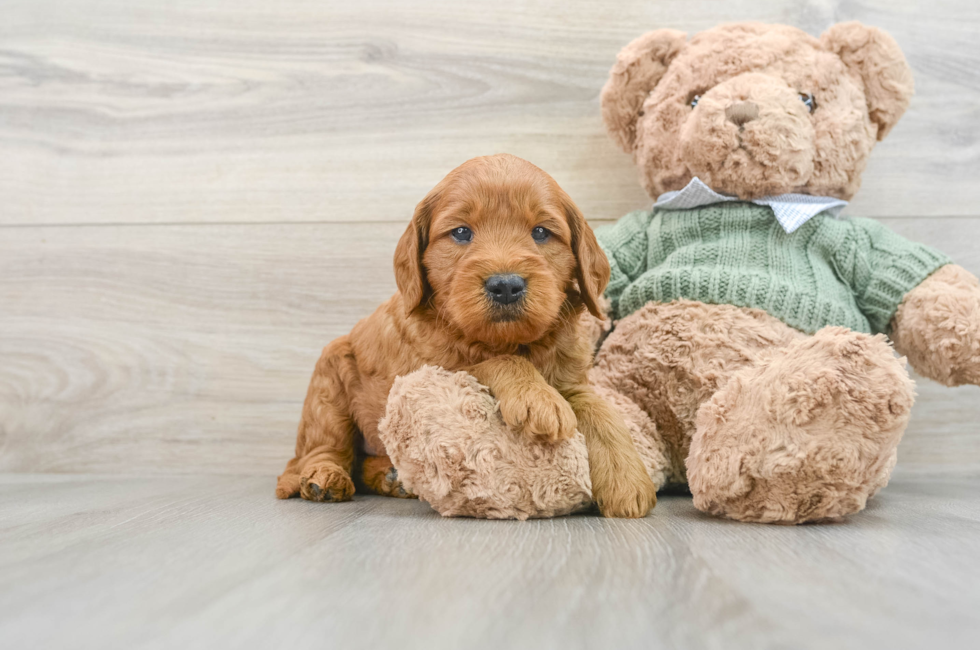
377 21 980 523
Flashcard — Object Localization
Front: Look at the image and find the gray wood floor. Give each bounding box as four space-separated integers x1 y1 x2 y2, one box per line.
1 473 978 650
2 1 980 647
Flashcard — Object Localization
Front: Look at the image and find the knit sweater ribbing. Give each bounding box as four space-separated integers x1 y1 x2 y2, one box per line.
595 203 950 335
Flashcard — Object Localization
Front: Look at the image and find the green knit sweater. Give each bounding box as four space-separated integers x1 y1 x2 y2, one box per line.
594 203 950 335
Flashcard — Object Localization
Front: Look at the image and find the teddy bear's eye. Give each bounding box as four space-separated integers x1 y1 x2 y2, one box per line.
800 93 816 113
690 94 701 109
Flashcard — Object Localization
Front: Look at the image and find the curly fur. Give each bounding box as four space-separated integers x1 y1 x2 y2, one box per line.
277 154 656 518
383 299 916 524
591 300 803 487
688 326 913 523
332 23 980 525
597 301 913 523
378 366 671 519
379 366 593 520
892 264 980 386
601 22 913 200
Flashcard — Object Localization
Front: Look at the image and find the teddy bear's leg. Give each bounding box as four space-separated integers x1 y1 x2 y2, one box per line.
687 327 915 523
355 455 416 499
591 300 803 487
377 366 593 520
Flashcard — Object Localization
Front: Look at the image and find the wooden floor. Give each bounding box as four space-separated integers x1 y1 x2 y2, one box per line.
1 473 978 650
3 1 980 647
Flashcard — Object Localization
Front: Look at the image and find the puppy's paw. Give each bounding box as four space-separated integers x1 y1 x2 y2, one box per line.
300 462 355 502
499 383 577 443
381 466 416 499
592 457 657 518
359 455 417 498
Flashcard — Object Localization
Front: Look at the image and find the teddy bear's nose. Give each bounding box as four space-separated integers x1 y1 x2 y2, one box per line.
725 101 760 127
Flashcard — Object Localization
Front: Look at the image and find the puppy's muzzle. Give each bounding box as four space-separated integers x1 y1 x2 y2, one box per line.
485 274 527 306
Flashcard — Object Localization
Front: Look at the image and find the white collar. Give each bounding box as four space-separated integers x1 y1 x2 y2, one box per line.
653 177 848 234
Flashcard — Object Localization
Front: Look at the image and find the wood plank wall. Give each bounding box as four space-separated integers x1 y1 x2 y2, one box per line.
2 0 979 475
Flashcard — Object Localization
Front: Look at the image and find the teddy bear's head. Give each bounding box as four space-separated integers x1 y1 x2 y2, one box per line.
601 22 914 200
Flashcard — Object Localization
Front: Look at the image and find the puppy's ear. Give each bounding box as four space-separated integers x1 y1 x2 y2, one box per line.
821 22 914 141
562 193 610 319
394 191 436 314
601 29 687 153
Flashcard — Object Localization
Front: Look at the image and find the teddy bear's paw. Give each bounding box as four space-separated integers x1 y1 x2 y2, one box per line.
498 382 578 444
591 454 658 518
688 328 912 523
299 462 355 503
892 264 980 387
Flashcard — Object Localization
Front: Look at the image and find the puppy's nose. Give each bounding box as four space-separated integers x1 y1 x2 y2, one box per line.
485 274 527 306
725 101 759 127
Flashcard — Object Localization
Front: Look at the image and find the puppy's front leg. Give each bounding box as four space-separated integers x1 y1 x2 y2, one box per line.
564 387 657 518
276 337 358 502
468 356 577 443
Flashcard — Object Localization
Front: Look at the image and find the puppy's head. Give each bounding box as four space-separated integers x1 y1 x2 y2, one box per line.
394 154 609 345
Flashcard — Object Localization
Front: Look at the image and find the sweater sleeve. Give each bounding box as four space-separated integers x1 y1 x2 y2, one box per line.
833 217 951 334
593 209 655 319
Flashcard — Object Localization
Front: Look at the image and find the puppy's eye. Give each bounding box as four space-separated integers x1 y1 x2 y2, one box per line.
690 94 701 109
531 226 551 243
800 93 816 113
450 226 473 243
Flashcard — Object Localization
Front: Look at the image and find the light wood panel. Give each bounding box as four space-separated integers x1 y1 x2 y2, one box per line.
1 0 979 477
1 474 978 650
2 218 979 476
1 0 980 226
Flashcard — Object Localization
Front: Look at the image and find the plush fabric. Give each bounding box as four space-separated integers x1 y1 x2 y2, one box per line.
377 21 980 525
688 325 911 522
593 301 911 522
891 264 980 386
378 365 672 520
600 22 913 200
378 366 594 520
588 20 979 523
596 203 950 333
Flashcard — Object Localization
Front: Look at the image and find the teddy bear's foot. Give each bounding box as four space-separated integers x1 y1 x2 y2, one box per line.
378 365 593 520
687 327 914 523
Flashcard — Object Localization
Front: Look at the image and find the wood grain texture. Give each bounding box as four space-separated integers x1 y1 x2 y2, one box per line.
2 219 979 475
1 0 979 477
1 0 980 226
0 474 978 650
2 3 979 646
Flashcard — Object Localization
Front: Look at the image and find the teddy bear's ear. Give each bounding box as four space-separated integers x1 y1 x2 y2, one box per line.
820 22 914 141
600 29 687 153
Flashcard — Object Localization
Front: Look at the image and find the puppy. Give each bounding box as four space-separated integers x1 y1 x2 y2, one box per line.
276 154 657 517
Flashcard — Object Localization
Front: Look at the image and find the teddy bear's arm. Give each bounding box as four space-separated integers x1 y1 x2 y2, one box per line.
890 264 980 387
832 217 950 335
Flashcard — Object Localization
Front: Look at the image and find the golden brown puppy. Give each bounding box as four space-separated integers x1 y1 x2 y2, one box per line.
276 154 657 517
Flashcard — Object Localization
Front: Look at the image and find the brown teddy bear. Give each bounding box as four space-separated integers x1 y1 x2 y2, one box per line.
378 22 980 523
